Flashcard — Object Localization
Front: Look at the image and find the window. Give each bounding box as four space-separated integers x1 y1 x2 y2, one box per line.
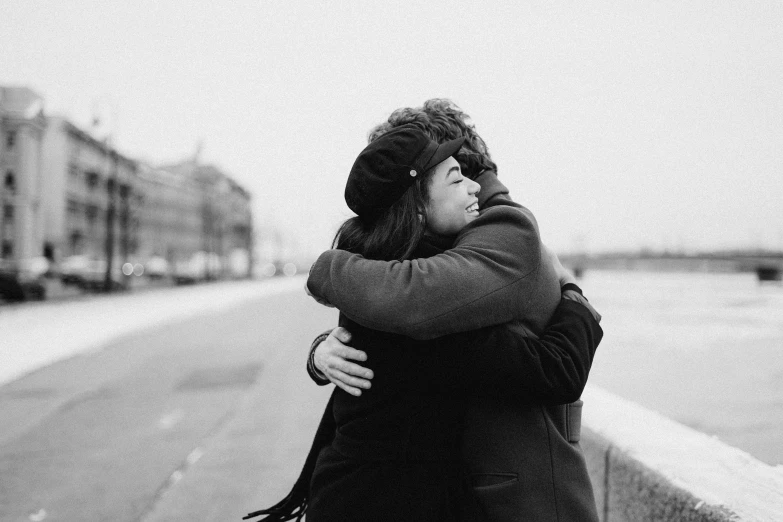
86 205 100 229
69 231 83 254
86 171 100 189
3 205 13 221
6 131 15 149
1 241 12 258
4 171 15 193
86 205 99 221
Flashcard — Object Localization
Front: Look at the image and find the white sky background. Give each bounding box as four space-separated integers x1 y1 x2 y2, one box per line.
1 1 781 257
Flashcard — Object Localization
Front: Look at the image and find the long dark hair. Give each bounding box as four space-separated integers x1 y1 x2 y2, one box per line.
243 120 439 522
333 172 433 261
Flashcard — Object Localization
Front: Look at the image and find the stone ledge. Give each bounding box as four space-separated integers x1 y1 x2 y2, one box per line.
581 385 783 522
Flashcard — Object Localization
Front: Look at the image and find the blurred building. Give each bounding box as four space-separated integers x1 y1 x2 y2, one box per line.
1 84 254 283
133 163 202 274
0 87 47 261
161 162 253 278
42 116 139 263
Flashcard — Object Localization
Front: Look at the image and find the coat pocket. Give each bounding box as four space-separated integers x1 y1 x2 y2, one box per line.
470 472 523 522
471 472 518 489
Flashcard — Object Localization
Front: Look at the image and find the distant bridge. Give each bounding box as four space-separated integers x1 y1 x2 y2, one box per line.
558 252 783 282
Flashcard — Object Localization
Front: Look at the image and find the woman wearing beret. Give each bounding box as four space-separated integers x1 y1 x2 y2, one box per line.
303 101 602 522
244 122 602 522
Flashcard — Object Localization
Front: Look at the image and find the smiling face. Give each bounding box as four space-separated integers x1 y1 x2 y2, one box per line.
425 156 481 237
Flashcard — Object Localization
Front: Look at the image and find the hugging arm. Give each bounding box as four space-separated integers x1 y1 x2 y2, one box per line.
307 327 375 396
309 285 602 398
306 172 563 340
307 212 560 340
414 292 602 403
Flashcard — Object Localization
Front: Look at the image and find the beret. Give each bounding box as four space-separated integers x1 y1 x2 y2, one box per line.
345 125 464 220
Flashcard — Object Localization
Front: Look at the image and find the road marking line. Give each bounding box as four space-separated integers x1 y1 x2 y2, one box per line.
158 409 184 430
187 447 203 465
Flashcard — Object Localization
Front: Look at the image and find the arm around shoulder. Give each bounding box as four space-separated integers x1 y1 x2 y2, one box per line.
431 296 603 403
306 206 550 340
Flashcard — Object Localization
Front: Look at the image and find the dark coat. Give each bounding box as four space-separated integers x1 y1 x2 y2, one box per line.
302 171 602 522
462 398 597 521
304 282 602 522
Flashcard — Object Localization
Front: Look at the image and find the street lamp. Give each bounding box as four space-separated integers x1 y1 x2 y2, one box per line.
104 150 118 292
91 96 119 292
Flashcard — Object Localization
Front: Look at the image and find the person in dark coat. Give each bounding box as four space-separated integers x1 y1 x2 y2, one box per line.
303 100 603 521
244 123 602 522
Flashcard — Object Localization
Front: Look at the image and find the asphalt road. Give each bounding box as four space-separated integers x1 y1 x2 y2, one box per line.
2 273 779 521
0 288 336 522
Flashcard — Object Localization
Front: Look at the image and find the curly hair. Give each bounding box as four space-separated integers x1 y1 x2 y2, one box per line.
367 99 498 179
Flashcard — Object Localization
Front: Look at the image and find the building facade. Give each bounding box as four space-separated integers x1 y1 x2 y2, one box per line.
133 163 202 269
1 84 254 282
0 87 47 261
42 116 140 265
161 162 253 278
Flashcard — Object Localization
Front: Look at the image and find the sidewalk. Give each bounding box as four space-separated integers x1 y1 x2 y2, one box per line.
0 277 305 386
0 275 335 521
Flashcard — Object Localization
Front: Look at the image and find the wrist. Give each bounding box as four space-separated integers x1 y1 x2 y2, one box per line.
307 332 331 385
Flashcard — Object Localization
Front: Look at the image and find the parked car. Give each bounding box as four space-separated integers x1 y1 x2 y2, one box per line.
0 257 48 302
59 255 127 291
172 251 222 284
144 256 170 280
60 255 94 287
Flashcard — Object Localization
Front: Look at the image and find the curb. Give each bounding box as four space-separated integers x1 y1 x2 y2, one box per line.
581 385 783 521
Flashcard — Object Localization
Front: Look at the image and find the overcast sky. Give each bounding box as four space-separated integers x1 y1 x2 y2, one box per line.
2 1 781 257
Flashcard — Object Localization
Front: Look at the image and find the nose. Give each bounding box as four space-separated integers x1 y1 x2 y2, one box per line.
468 178 481 195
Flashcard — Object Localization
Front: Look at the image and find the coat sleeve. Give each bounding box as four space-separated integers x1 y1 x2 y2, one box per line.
473 169 516 209
426 298 603 404
307 205 561 340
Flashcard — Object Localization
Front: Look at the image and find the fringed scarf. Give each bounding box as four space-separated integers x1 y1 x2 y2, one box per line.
243 391 336 521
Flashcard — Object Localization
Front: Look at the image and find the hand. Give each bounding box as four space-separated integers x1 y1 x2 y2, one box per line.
314 327 374 396
543 244 576 287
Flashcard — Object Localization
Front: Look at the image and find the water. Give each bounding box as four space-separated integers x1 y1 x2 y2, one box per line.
576 270 783 466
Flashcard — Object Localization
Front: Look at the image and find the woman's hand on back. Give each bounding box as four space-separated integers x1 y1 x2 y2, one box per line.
543 244 601 322
314 327 374 396
543 244 576 287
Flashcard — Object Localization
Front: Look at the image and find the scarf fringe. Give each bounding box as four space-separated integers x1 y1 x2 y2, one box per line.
242 488 307 521
242 391 336 521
